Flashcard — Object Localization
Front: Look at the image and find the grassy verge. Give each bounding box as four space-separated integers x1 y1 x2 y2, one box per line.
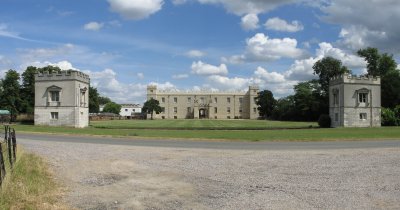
90 119 317 130
14 124 400 141
0 148 66 209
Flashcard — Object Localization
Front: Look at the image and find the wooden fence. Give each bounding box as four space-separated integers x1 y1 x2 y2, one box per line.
0 125 17 187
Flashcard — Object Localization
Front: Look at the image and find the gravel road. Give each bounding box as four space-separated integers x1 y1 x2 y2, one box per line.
19 138 400 210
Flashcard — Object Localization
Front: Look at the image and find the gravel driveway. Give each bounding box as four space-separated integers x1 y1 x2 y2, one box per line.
20 139 400 210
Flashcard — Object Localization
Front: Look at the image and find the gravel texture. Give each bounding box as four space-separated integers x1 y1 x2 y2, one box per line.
20 139 400 210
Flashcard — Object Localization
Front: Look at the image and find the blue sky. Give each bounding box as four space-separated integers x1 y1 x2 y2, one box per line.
1 0 399 103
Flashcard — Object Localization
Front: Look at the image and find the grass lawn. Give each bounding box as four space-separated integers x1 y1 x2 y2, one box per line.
90 119 317 130
14 123 400 141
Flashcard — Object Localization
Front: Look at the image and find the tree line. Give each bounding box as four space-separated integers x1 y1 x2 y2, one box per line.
256 47 400 124
0 65 121 121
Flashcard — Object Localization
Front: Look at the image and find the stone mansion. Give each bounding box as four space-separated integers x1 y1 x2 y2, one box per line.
147 85 260 119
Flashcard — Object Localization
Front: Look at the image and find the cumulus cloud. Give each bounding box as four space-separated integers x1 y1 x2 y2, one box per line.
108 0 164 20
172 74 189 79
264 17 304 32
83 21 104 31
240 13 259 30
191 61 228 76
197 0 294 15
253 67 286 83
285 42 367 80
21 60 78 71
206 75 250 90
226 33 304 63
186 50 205 58
321 0 400 53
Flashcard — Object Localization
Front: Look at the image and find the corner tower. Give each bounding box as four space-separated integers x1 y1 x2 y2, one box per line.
34 70 90 128
329 73 381 127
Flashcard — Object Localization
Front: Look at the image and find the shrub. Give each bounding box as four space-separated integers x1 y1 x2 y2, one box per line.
318 114 331 128
381 108 398 126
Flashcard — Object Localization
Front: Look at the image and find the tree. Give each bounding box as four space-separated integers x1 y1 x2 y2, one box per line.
357 47 400 108
293 80 326 121
313 56 349 95
1 70 21 121
255 90 276 119
142 98 162 120
89 86 100 113
102 102 121 115
20 66 38 114
272 96 297 121
98 96 112 105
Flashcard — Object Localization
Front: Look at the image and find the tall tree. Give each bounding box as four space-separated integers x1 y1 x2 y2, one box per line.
98 96 112 105
142 98 162 120
1 70 21 121
89 86 100 113
293 80 325 121
102 102 121 114
358 47 400 108
20 66 38 114
255 90 276 119
313 56 349 95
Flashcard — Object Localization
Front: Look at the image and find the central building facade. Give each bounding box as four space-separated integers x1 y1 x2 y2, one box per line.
147 85 259 119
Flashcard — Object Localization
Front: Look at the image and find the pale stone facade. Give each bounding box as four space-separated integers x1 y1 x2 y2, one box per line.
119 104 142 117
329 73 381 127
34 70 90 128
147 86 259 119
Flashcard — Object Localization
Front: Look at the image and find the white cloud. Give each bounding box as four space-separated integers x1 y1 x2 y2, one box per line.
172 74 189 79
227 33 304 63
197 0 294 15
316 42 366 69
186 50 205 58
108 0 164 20
137 72 144 79
240 13 259 30
83 21 104 31
321 0 400 53
284 56 319 81
264 17 304 32
207 75 250 90
22 60 78 71
0 23 28 41
191 61 228 76
253 67 286 83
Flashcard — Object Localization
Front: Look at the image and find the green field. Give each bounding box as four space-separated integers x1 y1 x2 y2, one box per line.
13 119 400 141
90 119 317 130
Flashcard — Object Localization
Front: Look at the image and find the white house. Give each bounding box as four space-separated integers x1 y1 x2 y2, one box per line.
119 104 142 118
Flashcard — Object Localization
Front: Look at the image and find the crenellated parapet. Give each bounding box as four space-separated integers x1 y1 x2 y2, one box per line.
35 70 90 84
330 73 380 85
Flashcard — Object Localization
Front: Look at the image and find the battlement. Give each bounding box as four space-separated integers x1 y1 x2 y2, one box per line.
330 73 380 85
249 85 259 90
35 70 90 84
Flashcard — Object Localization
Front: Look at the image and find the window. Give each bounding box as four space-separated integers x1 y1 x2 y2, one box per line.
360 113 367 120
358 93 367 103
125 109 128 111
239 97 243 104
333 93 339 105
254 97 257 104
239 109 242 113
227 97 231 103
132 109 135 112
174 107 177 113
187 107 191 113
50 112 58 120
227 107 231 113
174 116 177 119
174 97 178 103
50 91 60 102
214 97 218 103
200 97 205 104
335 113 339 122
162 97 165 103
187 97 191 103
253 108 257 113
214 107 218 114
227 116 231 119
161 107 165 113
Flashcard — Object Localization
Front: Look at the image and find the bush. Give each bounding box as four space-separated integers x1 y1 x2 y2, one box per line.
318 114 331 128
381 107 398 126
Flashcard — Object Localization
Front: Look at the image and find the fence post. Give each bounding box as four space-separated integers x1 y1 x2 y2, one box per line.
12 128 16 161
7 127 13 167
0 142 5 186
